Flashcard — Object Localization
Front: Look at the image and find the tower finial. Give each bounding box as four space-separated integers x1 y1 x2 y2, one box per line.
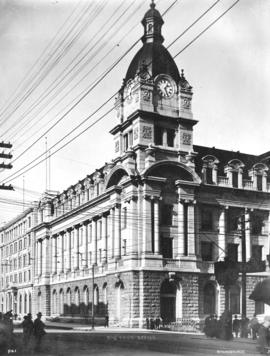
151 0 155 9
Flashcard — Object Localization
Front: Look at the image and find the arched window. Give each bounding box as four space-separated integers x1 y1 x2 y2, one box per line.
66 288 71 307
83 286 89 306
94 285 99 314
103 283 108 306
29 293 32 314
24 293 27 314
74 287 80 307
176 283 183 319
59 289 64 315
203 282 216 315
19 294 22 314
37 291 41 314
229 285 240 314
52 290 57 314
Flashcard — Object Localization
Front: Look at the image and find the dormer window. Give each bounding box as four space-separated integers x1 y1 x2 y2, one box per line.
249 163 268 191
201 155 219 184
224 159 245 188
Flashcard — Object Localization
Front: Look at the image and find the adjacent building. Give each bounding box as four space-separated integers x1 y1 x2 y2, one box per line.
1 2 270 327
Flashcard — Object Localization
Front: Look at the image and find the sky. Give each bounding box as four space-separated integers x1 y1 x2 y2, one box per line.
0 0 269 224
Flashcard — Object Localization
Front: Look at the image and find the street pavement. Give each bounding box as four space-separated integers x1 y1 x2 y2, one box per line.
9 322 262 355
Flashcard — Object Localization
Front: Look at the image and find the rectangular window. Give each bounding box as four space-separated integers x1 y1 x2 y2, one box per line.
28 270 31 281
227 243 238 262
154 126 163 145
79 228 83 246
201 242 213 261
89 251 92 265
14 242 17 253
128 130 133 147
252 245 262 261
99 249 102 263
99 221 102 240
206 167 213 184
19 273 22 283
232 172 238 188
201 209 213 231
123 239 127 256
167 128 175 147
123 133 128 151
71 231 74 248
89 224 92 243
257 175 263 191
28 217 31 228
122 207 127 229
24 237 27 249
19 240 22 251
161 204 173 226
18 257 22 268
251 213 264 235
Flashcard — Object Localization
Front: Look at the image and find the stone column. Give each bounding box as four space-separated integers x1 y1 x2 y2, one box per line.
177 199 185 256
39 239 43 276
218 207 226 261
130 197 138 256
187 201 196 256
60 232 65 273
245 209 251 261
74 225 80 270
153 198 160 254
66 228 72 271
142 196 152 254
83 221 89 268
110 208 115 259
115 204 121 259
102 214 107 264
52 235 57 274
93 219 98 265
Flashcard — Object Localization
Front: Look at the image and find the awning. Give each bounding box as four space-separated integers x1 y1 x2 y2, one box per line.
249 278 270 305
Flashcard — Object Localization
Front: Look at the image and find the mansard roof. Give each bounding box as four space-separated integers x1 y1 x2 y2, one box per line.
194 145 270 180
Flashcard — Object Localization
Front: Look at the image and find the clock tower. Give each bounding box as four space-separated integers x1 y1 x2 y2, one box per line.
111 0 198 173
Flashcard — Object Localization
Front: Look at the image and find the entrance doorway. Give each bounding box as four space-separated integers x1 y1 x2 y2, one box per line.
160 279 176 322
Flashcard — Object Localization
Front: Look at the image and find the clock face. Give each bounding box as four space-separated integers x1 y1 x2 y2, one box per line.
156 78 174 98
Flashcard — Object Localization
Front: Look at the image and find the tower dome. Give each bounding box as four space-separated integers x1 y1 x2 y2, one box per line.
125 1 180 83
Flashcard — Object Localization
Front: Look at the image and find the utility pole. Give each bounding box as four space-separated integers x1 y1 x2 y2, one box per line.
0 141 14 191
241 213 246 319
91 264 95 330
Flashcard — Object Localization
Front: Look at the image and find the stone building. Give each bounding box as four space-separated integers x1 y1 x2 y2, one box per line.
1 2 270 327
0 208 36 316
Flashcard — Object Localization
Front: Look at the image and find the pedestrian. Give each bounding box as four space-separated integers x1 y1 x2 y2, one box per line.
146 317 150 329
150 318 155 330
155 316 160 330
104 314 109 328
232 315 240 338
22 313 34 352
249 313 260 340
3 311 15 351
218 310 233 340
257 315 270 354
204 314 215 337
241 315 250 338
0 313 9 355
33 312 46 352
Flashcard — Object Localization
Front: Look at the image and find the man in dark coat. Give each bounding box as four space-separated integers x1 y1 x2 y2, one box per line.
232 315 241 338
33 312 46 352
257 315 270 354
22 313 34 352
